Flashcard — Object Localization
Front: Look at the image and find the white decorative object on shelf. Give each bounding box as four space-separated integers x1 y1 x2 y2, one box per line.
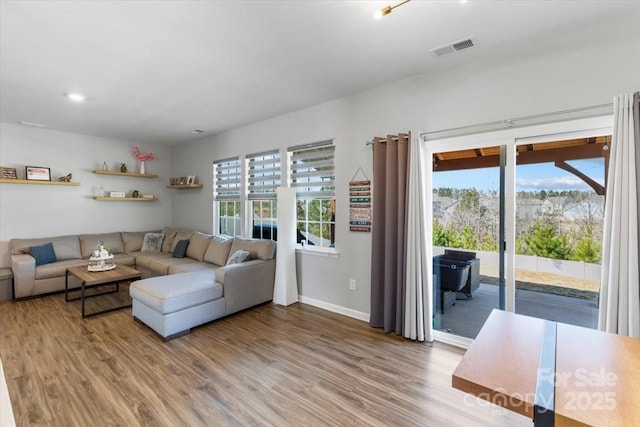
140 160 145 174
88 241 116 271
97 186 105 197
110 191 125 198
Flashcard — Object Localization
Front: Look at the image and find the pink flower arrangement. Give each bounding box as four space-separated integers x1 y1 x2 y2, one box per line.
133 146 155 161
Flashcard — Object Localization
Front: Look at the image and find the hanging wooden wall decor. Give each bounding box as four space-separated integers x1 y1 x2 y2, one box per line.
349 167 371 232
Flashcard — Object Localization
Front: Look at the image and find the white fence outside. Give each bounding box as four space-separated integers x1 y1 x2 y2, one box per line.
434 246 601 281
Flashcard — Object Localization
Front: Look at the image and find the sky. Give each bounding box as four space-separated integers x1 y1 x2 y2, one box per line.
433 158 605 193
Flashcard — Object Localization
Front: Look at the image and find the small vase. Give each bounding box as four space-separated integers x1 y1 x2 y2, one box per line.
140 160 145 175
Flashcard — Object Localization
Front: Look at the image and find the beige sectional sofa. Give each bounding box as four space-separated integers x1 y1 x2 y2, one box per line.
9 227 276 307
10 232 137 298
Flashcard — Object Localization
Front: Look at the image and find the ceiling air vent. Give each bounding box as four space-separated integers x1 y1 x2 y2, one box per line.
431 37 475 57
452 38 474 51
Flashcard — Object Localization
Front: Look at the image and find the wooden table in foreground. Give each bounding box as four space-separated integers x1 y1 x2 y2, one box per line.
65 265 141 318
452 309 640 427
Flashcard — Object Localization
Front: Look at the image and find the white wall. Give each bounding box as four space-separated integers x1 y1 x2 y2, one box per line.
1 11 637 313
0 124 173 266
171 10 640 317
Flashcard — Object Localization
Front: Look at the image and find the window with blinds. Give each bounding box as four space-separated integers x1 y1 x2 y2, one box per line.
288 140 336 248
288 141 335 199
246 150 280 200
213 157 241 201
214 157 241 236
246 150 280 240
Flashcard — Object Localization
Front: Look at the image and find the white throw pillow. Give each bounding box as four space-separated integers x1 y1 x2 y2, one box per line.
141 233 164 253
226 249 250 265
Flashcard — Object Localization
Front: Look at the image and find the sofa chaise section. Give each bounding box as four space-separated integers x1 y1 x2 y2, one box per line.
130 270 224 340
129 235 276 339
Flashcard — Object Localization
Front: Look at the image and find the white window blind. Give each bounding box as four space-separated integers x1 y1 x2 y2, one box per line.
246 150 281 200
288 140 335 199
213 157 241 201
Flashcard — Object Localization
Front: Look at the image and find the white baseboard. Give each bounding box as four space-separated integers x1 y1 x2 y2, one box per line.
433 330 473 349
0 358 16 427
296 297 470 350
298 295 370 323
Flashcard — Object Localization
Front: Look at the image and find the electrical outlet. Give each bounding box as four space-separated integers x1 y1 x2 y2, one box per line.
349 279 356 291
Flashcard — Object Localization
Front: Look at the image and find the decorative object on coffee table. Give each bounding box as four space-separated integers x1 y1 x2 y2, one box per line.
88 241 116 271
120 163 127 173
132 145 155 174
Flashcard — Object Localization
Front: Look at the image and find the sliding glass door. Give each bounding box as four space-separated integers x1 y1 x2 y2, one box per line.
513 135 609 329
425 116 612 343
430 144 506 339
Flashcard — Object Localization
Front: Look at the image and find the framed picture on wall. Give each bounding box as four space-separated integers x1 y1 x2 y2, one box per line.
25 166 51 181
0 167 18 179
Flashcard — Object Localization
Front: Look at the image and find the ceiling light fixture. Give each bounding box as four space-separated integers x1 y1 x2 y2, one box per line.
374 0 411 19
66 92 86 102
191 129 205 134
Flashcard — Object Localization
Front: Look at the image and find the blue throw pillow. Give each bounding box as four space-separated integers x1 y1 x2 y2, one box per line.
29 242 57 266
172 239 190 258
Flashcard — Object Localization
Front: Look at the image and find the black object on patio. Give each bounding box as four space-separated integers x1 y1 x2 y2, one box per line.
442 249 481 298
435 259 470 314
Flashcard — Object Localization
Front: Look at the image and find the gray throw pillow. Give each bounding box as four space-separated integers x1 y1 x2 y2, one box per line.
226 249 250 265
172 239 190 258
141 233 164 253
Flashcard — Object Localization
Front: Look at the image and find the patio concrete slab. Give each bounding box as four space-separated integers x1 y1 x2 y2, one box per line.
437 283 599 339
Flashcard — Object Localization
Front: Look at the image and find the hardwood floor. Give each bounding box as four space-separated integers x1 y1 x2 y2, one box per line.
0 294 529 426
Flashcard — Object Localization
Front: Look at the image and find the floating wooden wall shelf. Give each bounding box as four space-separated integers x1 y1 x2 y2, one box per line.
0 179 80 186
166 184 204 189
93 197 158 201
92 170 158 178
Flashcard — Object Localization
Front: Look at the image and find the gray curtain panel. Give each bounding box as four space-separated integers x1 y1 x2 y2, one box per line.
370 133 410 334
633 92 640 280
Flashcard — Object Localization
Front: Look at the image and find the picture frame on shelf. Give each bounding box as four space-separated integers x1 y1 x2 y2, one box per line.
25 166 51 181
169 177 179 185
0 167 18 179
186 175 196 184
178 177 187 185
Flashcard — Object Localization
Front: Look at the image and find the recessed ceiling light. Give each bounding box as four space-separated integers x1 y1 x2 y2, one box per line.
19 121 48 128
66 92 86 102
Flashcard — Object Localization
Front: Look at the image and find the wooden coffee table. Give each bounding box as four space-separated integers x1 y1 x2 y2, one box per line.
452 309 640 426
65 264 141 318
